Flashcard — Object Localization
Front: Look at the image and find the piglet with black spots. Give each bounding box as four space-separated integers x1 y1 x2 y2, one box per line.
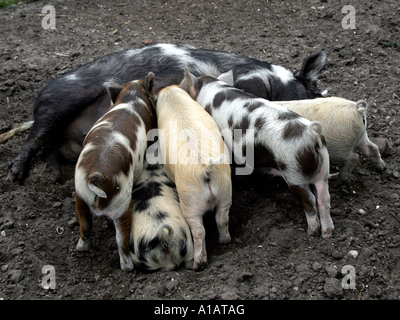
74 73 155 271
130 161 194 271
181 70 333 238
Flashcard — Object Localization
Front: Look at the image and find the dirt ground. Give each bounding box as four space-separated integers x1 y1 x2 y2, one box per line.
1 0 400 300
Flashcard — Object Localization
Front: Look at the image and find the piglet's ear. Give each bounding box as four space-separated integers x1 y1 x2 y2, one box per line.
217 70 234 86
144 72 157 108
144 72 155 95
104 82 124 104
180 68 199 99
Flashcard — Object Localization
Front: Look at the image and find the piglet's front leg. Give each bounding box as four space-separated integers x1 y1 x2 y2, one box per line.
215 199 232 244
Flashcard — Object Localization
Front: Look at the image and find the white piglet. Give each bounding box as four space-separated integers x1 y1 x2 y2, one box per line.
275 97 385 181
153 73 232 270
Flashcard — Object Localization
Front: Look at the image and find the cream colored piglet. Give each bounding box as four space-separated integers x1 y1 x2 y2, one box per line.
153 70 232 270
276 97 385 181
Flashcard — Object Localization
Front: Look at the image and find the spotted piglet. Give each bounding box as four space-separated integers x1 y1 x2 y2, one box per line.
74 73 155 271
154 77 232 270
130 160 194 271
181 70 333 238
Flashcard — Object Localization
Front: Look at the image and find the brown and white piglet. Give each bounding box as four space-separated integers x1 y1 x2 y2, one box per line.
74 73 155 271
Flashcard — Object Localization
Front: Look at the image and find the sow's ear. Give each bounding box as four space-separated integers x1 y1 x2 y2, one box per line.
104 82 124 104
296 51 327 84
180 68 199 99
217 70 234 86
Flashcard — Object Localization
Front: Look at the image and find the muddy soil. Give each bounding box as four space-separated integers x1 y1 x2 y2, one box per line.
1 0 400 300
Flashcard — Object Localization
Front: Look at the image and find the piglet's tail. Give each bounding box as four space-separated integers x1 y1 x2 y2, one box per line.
202 154 225 184
308 121 322 137
308 121 325 150
356 100 368 117
158 224 174 246
88 172 107 199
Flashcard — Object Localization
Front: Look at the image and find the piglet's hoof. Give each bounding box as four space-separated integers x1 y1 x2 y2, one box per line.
307 220 320 237
184 259 195 270
375 159 386 171
193 259 207 272
120 259 134 272
307 229 320 237
76 238 90 251
321 228 334 239
218 234 231 244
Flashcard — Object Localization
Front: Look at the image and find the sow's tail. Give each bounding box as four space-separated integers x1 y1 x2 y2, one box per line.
0 121 34 144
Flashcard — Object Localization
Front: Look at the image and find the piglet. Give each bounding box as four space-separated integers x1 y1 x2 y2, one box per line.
275 97 385 182
130 160 194 271
181 70 333 238
153 74 232 270
74 73 155 271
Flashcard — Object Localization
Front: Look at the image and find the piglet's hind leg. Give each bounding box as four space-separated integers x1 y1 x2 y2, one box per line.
215 200 232 244
75 196 93 251
184 212 207 271
114 211 134 271
357 133 385 171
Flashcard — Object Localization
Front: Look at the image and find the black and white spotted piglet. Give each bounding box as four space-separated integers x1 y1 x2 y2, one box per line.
130 161 194 271
181 70 333 238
